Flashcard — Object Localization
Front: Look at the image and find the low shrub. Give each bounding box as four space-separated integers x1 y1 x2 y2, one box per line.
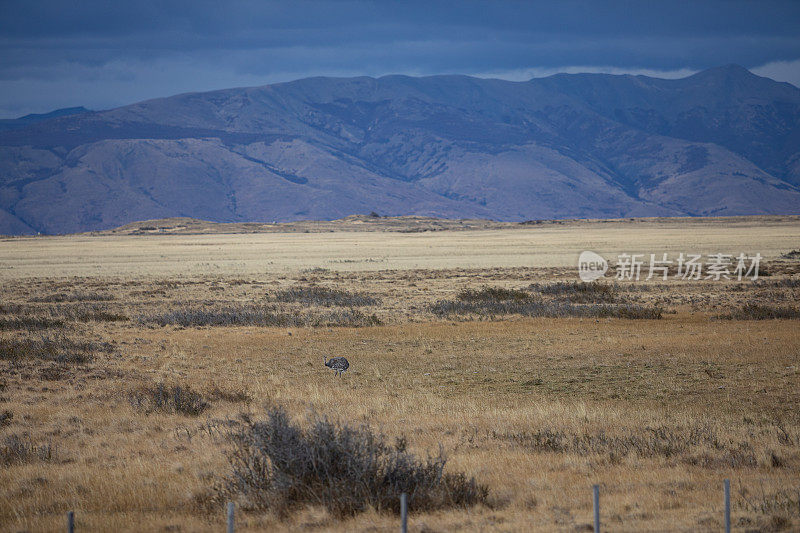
272 286 379 307
75 310 129 322
753 278 800 288
41 303 129 322
215 407 488 517
455 283 635 305
38 365 71 381
0 316 66 330
457 286 530 302
498 425 763 468
529 281 619 303
29 291 115 303
0 303 24 314
0 335 111 364
140 306 296 327
430 299 662 319
300 267 331 274
129 383 210 416
500 425 717 458
208 387 252 404
139 305 381 328
310 308 382 327
0 434 55 465
718 303 800 320
612 305 664 319
738 487 800 516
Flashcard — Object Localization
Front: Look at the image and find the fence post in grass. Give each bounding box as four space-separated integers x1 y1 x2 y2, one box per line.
400 493 408 533
226 502 235 533
593 484 600 533
67 511 74 533
724 479 731 533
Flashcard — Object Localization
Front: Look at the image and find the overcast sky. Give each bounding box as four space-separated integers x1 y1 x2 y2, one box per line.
1 0 799 118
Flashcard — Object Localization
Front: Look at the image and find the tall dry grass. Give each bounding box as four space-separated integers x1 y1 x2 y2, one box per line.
1 306 799 531
0 223 799 531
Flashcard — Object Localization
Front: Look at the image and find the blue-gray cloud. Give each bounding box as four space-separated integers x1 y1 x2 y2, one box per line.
1 0 799 117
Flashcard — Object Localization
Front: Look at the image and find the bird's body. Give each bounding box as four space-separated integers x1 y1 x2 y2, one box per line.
324 356 350 376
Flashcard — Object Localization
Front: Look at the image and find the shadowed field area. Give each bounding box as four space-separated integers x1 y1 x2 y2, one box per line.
1 216 799 531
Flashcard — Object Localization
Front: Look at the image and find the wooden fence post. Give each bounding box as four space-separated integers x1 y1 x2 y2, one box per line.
227 502 235 533
593 484 600 533
724 479 731 533
400 493 408 533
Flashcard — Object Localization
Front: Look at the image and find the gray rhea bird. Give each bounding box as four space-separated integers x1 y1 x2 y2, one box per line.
324 356 350 377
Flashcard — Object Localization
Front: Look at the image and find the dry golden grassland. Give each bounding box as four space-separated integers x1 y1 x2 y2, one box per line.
2 215 799 278
1 216 799 532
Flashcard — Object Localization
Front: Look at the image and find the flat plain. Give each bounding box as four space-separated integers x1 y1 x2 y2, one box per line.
1 215 799 532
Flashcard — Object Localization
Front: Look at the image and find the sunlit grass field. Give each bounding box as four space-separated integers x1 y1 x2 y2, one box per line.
1 215 798 278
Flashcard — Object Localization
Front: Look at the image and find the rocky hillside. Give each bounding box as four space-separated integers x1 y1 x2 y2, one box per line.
1 65 799 234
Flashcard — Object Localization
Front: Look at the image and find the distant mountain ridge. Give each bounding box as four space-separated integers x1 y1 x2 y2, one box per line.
0 107 91 132
1 65 799 234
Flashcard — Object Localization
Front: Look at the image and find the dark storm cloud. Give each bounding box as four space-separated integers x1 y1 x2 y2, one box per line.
1 0 799 116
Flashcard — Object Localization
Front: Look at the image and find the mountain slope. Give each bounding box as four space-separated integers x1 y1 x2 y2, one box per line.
0 66 799 234
0 107 91 132
538 65 800 185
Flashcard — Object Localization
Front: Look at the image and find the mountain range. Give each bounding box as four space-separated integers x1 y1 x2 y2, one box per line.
1 64 799 235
